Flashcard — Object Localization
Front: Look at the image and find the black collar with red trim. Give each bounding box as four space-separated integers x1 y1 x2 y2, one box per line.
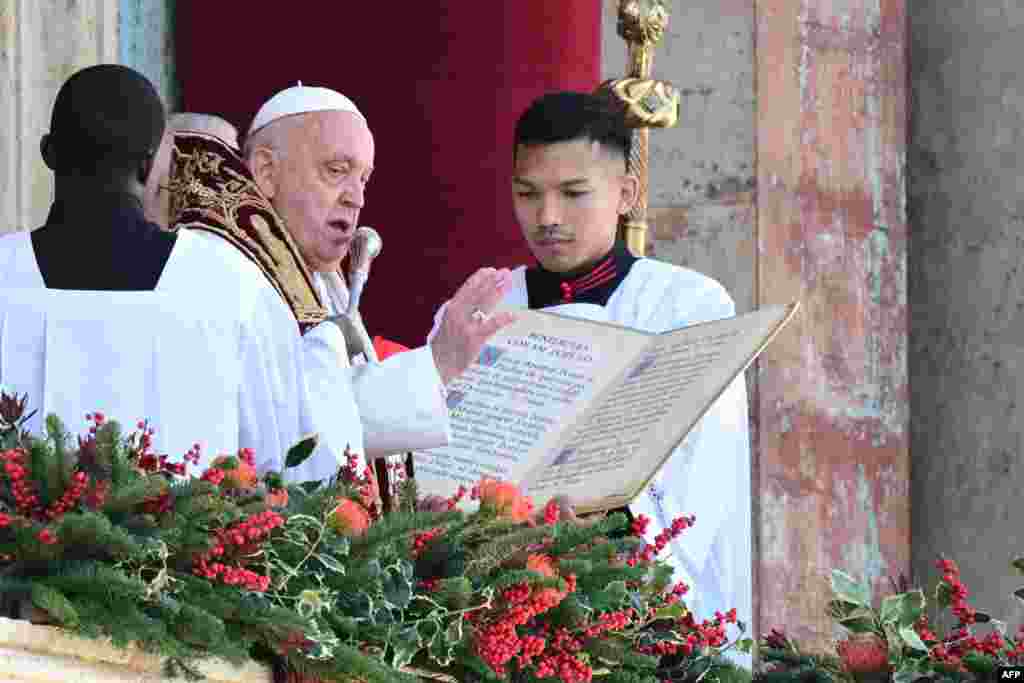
525 240 638 309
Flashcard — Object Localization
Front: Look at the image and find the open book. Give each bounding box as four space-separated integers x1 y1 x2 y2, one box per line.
414 301 799 514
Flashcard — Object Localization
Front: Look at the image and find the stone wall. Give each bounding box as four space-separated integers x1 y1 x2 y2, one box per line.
909 2 1024 628
0 0 177 236
602 1 910 649
0 0 119 234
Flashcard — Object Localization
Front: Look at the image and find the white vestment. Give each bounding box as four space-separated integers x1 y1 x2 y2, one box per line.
429 259 752 664
307 272 450 459
0 229 349 483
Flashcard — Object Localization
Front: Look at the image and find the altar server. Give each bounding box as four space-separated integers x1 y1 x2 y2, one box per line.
0 64 336 482
429 92 752 662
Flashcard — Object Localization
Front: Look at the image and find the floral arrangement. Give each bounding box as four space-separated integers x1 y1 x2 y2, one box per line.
0 391 749 683
757 561 1024 683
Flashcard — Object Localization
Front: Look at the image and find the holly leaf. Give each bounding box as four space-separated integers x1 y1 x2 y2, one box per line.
653 603 688 621
285 433 319 469
830 601 876 634
605 580 628 601
1012 557 1024 575
893 657 930 683
390 625 421 669
962 651 997 675
880 590 926 627
839 611 878 634
736 638 754 654
314 553 346 575
381 563 413 610
831 569 871 607
425 620 461 667
898 625 929 652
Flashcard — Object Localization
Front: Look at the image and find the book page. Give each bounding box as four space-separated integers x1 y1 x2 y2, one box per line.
413 308 652 501
520 303 797 513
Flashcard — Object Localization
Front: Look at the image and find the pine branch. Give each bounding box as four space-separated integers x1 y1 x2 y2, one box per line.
103 476 168 515
555 558 595 576
598 671 660 683
465 526 554 578
577 564 650 594
55 511 146 561
30 582 80 627
448 518 522 547
550 512 629 555
350 509 461 561
488 569 563 592
73 596 171 651
42 561 148 601
170 602 230 650
26 439 55 508
44 415 74 502
287 643 422 683
695 657 753 683
585 638 655 671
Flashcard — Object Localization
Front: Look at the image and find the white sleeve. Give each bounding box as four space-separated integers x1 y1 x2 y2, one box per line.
298 322 367 478
350 346 450 458
661 286 748 564
648 285 752 634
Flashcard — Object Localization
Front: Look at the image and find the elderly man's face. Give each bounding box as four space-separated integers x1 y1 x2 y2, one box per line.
265 111 374 273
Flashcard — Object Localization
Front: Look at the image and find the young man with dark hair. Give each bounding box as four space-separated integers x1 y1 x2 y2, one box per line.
431 91 752 664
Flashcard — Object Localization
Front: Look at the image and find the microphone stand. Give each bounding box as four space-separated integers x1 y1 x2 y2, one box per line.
324 227 408 511
325 227 381 365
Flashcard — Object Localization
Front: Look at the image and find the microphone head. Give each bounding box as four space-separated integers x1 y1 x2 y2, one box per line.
349 226 383 272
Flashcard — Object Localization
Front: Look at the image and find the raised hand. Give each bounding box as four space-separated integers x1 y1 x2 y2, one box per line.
429 268 517 385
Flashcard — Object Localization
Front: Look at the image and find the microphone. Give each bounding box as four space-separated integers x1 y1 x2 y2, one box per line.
346 226 382 315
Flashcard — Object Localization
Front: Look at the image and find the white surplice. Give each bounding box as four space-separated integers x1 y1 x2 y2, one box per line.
307 271 450 459
428 258 752 664
0 288 244 464
0 229 352 484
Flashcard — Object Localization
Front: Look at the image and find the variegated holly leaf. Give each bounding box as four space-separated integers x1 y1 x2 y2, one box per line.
831 569 871 607
880 590 926 627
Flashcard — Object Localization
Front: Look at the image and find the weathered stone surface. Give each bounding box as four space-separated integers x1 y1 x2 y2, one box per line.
0 616 271 682
909 0 1024 630
0 0 118 234
755 0 909 651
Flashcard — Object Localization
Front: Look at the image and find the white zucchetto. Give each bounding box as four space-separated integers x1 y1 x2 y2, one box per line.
248 81 365 136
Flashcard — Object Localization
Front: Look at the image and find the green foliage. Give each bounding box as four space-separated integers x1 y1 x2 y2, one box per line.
102 477 167 516
30 583 79 627
550 511 629 554
0 393 755 683
284 434 319 469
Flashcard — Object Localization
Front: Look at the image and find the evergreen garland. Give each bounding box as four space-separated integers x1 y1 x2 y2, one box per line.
0 392 751 682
